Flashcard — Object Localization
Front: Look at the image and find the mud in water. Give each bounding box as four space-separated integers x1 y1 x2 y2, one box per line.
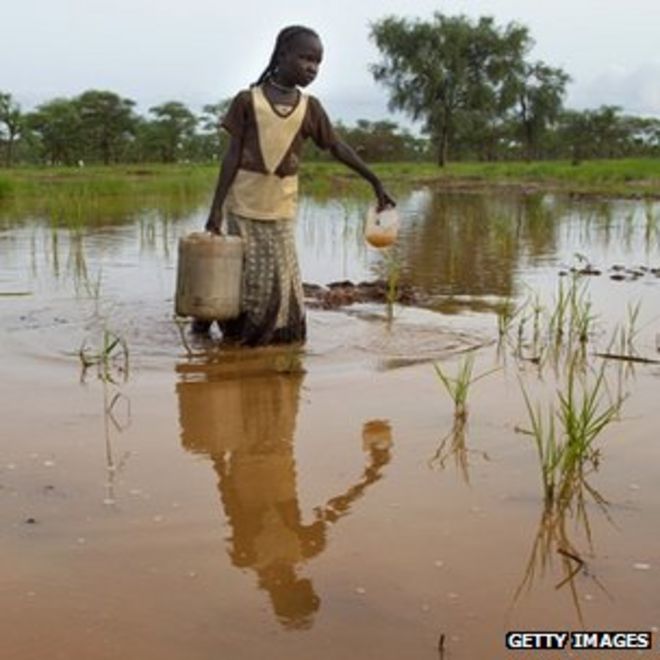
2 190 660 659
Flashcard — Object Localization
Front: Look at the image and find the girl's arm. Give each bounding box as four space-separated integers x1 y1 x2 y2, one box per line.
329 140 396 211
205 134 243 234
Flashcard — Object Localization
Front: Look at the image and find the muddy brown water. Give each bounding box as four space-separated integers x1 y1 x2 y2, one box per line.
2 189 660 659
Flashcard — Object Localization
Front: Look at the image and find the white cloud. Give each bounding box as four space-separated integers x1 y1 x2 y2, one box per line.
569 63 660 116
3 0 659 122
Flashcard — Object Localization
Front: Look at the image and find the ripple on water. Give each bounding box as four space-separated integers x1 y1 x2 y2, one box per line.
3 292 490 380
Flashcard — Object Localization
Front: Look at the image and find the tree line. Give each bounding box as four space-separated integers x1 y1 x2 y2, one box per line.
0 90 232 167
1 13 659 168
369 13 659 165
0 89 431 166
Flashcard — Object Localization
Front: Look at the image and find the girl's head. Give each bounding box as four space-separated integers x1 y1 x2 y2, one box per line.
255 26 323 89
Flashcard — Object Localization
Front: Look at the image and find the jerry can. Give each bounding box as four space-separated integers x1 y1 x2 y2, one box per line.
175 231 244 320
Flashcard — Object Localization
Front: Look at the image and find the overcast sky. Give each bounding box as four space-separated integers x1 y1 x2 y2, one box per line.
2 0 659 127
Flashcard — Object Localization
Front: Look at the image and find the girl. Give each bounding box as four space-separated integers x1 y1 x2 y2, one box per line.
199 25 395 346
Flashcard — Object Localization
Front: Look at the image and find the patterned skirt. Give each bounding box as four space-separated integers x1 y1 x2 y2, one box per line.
219 213 306 346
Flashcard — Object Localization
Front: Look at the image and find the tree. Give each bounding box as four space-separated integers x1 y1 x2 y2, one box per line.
335 119 428 161
370 13 531 166
557 106 632 163
511 63 569 160
126 117 160 162
199 99 232 161
562 110 594 163
76 90 137 164
589 105 628 158
26 98 82 165
0 92 24 167
148 101 197 162
622 116 660 156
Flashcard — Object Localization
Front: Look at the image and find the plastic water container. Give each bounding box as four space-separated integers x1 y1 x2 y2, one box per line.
365 206 399 248
175 231 244 320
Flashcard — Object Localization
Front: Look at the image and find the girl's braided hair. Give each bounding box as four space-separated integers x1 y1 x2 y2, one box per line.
253 25 319 87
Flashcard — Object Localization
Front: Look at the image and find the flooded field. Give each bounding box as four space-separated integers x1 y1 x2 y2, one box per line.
2 187 660 660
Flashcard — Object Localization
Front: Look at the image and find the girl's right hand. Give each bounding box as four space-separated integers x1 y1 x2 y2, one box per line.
205 216 222 234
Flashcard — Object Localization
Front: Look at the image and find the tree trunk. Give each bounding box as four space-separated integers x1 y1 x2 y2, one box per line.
5 127 18 167
571 144 581 166
437 127 448 167
519 97 533 162
524 121 534 162
102 136 111 165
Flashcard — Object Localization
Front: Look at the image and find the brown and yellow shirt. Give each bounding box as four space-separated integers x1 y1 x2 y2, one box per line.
221 86 339 220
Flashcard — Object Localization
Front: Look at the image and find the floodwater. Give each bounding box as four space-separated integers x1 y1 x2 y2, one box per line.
2 187 660 660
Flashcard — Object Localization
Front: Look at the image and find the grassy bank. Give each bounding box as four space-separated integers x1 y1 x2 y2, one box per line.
0 164 216 200
303 158 660 198
1 159 659 208
0 164 217 226
439 159 660 196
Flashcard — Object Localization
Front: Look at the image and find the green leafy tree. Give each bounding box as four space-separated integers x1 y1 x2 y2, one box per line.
449 112 512 161
0 92 24 166
148 101 197 162
558 110 594 164
512 63 570 160
336 119 428 161
125 117 161 162
622 115 660 156
26 98 82 165
557 106 633 162
589 105 628 158
76 90 138 164
199 99 232 161
370 13 530 166
200 100 231 134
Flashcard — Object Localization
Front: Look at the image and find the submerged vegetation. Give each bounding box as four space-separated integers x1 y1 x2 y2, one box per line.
518 360 622 505
79 329 130 384
433 353 498 419
500 276 643 507
513 352 621 620
497 274 602 369
514 460 611 624
437 270 656 613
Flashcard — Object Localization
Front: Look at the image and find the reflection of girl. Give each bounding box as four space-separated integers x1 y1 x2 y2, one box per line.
197 25 395 345
179 370 324 627
212 446 326 628
177 365 392 629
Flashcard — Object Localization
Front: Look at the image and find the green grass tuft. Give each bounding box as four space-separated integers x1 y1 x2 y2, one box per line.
434 354 498 419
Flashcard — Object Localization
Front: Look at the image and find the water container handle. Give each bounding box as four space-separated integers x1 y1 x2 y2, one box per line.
206 213 228 237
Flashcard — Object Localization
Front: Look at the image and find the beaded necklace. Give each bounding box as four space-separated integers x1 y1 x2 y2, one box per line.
268 78 297 93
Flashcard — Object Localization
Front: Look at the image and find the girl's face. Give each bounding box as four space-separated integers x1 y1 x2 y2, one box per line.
277 34 323 88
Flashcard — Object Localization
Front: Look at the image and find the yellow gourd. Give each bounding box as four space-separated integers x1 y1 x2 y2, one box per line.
365 206 399 248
